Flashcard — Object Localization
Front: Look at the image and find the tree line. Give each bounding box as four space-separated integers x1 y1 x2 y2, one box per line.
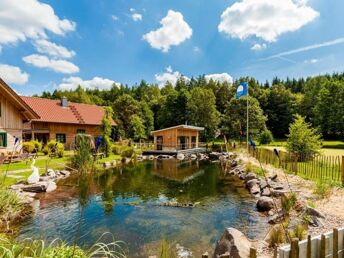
38 72 344 141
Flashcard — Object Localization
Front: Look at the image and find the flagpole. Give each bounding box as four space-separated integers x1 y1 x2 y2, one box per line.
247 82 249 153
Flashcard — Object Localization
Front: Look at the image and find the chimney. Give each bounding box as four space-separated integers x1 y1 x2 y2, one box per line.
61 96 68 107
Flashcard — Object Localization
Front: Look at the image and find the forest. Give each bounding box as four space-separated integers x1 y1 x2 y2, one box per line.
37 72 344 142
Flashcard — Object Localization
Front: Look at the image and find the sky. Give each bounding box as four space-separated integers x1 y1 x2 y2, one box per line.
0 0 344 95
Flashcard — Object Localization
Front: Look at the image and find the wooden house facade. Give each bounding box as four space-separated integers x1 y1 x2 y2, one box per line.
151 125 204 151
0 79 39 153
21 96 116 149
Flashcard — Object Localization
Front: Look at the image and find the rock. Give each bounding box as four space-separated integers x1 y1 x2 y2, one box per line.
148 155 155 160
268 210 285 224
46 169 56 178
250 185 260 195
256 197 274 212
239 174 246 180
230 159 238 167
270 182 284 190
309 216 324 227
22 183 47 193
306 206 325 219
244 173 257 182
213 228 252 258
246 179 259 189
10 184 25 191
39 176 51 182
177 153 185 160
269 173 278 181
46 181 57 193
103 162 112 168
261 188 271 197
60 170 70 177
190 154 197 160
259 180 268 189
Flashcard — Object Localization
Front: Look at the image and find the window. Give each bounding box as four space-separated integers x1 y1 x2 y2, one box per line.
56 133 66 143
77 129 86 134
0 132 7 147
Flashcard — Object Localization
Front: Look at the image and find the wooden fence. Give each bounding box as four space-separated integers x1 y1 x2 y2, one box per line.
249 148 344 185
279 228 344 258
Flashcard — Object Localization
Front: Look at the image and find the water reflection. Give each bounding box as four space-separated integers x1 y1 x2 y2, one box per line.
17 160 268 257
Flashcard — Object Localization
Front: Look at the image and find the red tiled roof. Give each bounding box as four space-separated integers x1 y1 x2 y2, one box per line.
21 96 116 126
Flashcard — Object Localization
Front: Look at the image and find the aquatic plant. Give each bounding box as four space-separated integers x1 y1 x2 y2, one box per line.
159 239 175 258
0 233 127 258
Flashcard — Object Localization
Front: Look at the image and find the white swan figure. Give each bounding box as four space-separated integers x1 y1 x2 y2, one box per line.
27 158 40 184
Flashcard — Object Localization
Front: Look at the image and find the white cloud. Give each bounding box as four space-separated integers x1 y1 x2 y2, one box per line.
0 64 29 85
205 73 233 84
264 37 344 60
251 43 267 51
23 54 79 74
143 10 192 52
132 13 143 22
218 0 319 42
58 76 119 91
155 66 189 87
0 0 75 45
33 39 75 59
304 58 319 64
111 15 119 21
193 46 201 53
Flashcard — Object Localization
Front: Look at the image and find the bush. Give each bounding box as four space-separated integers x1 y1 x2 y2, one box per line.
259 129 274 145
286 115 321 161
112 144 124 155
121 147 135 158
31 140 42 152
281 192 297 213
47 140 65 158
22 141 35 153
42 146 49 155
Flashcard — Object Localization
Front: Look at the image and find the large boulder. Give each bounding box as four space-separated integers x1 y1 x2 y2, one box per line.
213 228 252 258
256 197 274 212
246 179 259 189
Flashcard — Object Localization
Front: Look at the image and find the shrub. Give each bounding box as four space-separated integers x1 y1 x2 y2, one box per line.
268 225 286 247
281 192 297 213
259 129 274 145
112 144 124 155
31 140 42 152
289 224 307 241
42 146 49 155
121 147 135 159
22 141 35 153
286 115 321 161
47 140 65 158
314 179 334 199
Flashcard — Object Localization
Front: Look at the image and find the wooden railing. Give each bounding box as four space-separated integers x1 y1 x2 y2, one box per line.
279 227 344 258
249 148 344 185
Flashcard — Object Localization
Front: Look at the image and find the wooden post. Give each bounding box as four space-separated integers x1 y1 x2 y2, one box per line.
250 247 257 258
334 228 339 258
220 252 230 258
307 235 312 258
273 246 278 258
320 234 326 258
341 156 344 186
291 238 299 258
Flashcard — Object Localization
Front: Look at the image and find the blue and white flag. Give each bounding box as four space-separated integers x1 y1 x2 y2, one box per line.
236 82 248 99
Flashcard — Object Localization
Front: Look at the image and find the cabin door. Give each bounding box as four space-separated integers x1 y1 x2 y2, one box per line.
157 136 163 150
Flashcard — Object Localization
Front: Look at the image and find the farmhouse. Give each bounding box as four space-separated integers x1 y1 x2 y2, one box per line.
21 96 116 149
151 125 204 151
0 79 39 153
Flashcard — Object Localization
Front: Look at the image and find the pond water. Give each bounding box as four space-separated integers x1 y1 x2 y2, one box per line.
17 160 267 257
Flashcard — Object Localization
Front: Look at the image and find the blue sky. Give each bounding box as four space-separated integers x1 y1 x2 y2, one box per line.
0 0 344 95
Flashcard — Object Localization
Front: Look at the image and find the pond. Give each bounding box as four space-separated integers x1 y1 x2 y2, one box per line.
17 159 267 257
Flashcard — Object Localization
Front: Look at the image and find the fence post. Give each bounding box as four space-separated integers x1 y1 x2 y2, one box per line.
291 238 299 258
250 247 257 258
341 156 344 186
320 234 326 258
333 228 339 258
307 235 312 258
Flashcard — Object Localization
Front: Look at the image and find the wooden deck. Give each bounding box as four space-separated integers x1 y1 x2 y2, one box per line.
142 147 207 156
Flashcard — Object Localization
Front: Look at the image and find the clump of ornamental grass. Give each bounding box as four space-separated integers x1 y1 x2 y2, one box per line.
0 233 127 258
288 224 307 241
71 134 94 174
0 188 24 231
268 225 286 247
314 179 335 199
281 192 297 214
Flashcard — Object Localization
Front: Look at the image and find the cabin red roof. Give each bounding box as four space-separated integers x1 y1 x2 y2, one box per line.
21 96 116 126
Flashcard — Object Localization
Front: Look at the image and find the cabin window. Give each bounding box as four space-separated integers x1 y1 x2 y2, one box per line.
56 133 66 143
0 133 7 147
191 136 197 148
77 129 86 134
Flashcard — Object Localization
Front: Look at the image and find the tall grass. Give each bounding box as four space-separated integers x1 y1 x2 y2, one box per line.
0 188 24 231
0 233 127 258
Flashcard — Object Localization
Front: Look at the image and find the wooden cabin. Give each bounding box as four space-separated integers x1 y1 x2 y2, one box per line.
21 96 116 149
0 79 39 153
151 125 204 151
